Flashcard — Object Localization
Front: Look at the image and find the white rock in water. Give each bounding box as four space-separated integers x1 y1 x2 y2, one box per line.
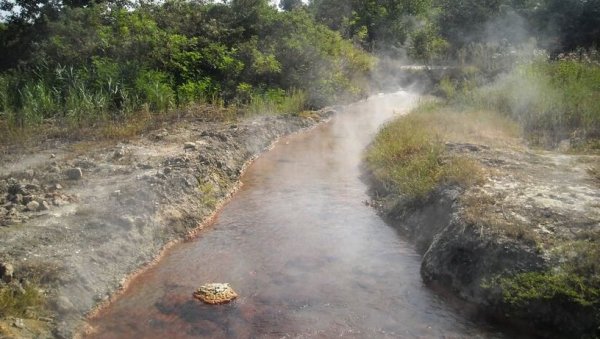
193 283 238 304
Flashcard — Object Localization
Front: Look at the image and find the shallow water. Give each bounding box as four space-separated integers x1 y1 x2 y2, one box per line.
88 91 508 338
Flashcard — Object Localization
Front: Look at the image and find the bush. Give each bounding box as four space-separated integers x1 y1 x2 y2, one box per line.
462 59 600 147
246 88 307 116
366 102 489 202
0 283 45 318
0 1 374 135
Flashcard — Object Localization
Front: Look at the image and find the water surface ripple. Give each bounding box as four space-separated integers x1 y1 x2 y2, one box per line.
88 92 507 338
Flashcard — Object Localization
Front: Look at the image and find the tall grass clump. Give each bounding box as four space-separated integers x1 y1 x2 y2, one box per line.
462 59 600 147
0 283 45 318
246 88 307 116
366 102 489 202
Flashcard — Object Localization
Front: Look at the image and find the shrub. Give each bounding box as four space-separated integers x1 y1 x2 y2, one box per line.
366 102 488 202
0 283 45 318
246 88 307 116
462 59 600 147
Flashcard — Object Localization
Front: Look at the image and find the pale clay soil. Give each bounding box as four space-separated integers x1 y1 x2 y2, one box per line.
0 110 333 338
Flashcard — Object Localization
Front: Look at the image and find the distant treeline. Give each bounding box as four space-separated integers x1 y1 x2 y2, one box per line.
0 0 598 129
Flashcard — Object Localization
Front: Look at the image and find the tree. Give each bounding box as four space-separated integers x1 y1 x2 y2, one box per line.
533 0 600 52
280 0 303 11
309 0 433 53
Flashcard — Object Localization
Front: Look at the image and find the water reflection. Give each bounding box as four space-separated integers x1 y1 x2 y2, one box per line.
88 91 507 338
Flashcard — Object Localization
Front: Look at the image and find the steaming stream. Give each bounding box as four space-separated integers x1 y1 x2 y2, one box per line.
87 91 507 338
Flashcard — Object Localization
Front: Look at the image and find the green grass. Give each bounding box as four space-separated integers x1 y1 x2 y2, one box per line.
498 272 599 307
366 103 444 201
198 181 218 209
481 237 600 334
245 88 307 116
459 59 600 148
0 283 45 318
365 102 492 202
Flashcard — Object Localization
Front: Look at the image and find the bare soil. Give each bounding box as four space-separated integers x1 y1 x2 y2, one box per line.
0 110 333 338
369 139 600 337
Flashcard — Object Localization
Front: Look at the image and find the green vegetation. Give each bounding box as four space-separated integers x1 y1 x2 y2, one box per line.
486 238 600 334
1 0 599 143
365 102 492 202
0 283 45 318
499 272 599 307
246 89 307 116
0 0 375 138
460 59 600 148
198 180 218 209
435 0 600 53
589 163 600 185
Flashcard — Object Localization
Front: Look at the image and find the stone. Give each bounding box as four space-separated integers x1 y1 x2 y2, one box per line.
53 296 74 313
26 201 40 211
53 196 69 206
154 129 169 140
39 201 50 211
9 194 23 204
13 318 24 329
0 262 14 283
65 168 83 180
113 148 125 159
193 283 238 304
184 142 197 151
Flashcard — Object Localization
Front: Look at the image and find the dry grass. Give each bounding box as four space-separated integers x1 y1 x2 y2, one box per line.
442 156 487 187
18 260 65 285
433 108 522 148
366 102 513 201
366 101 547 245
587 163 600 186
460 191 540 245
0 103 237 153
0 283 45 318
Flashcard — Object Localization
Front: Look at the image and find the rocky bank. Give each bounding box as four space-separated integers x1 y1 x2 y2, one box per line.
368 142 600 338
0 110 333 338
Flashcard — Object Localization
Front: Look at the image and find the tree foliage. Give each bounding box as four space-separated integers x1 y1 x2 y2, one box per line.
0 0 375 127
0 0 598 129
309 0 432 53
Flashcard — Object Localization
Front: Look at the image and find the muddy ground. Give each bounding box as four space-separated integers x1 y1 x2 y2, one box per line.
368 139 600 337
0 110 333 338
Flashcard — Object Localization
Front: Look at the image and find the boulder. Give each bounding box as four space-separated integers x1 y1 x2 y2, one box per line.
65 168 83 180
26 201 40 211
0 262 14 283
184 142 197 151
39 201 51 211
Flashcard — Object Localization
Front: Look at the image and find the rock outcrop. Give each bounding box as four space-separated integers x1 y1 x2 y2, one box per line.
368 144 600 338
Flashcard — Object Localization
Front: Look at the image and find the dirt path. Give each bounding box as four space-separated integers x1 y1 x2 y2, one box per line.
0 111 333 338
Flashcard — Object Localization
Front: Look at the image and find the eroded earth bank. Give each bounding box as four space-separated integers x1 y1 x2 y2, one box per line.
0 110 332 338
365 108 600 338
